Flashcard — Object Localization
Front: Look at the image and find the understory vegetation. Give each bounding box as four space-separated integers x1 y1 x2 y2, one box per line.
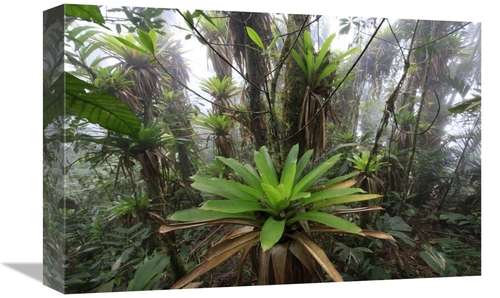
43 5 481 293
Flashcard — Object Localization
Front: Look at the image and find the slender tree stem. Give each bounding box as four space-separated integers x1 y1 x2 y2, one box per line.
367 20 419 172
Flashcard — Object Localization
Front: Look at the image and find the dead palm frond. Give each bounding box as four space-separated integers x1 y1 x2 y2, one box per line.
298 87 340 160
156 33 190 88
198 11 233 79
94 32 166 115
358 27 398 86
227 11 274 74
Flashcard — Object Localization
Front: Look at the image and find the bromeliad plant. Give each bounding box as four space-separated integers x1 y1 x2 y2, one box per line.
193 112 235 158
291 31 359 158
159 144 394 288
199 76 240 115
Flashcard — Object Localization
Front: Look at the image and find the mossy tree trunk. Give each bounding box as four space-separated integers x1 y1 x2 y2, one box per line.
282 14 311 158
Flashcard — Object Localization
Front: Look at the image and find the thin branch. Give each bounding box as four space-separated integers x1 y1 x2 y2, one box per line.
387 20 405 59
412 22 471 51
404 21 437 183
175 9 268 94
366 20 419 173
392 90 441 136
154 57 269 115
362 21 471 52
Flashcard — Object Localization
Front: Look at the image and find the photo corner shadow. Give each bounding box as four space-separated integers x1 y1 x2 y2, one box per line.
2 263 43 283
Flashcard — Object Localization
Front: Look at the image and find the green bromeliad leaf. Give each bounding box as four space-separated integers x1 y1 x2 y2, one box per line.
260 217 286 251
287 211 362 234
292 49 308 81
312 193 382 211
254 147 279 187
217 156 263 192
280 161 296 199
261 183 285 209
291 153 342 196
191 175 265 202
295 149 313 184
290 192 311 201
137 29 157 56
201 200 278 216
316 63 339 86
300 188 366 206
113 36 150 55
281 145 298 179
168 208 256 222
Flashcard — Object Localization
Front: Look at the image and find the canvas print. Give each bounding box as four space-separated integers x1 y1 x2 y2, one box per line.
43 4 481 294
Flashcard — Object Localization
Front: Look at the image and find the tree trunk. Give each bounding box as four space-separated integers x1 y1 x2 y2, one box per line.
228 12 269 150
282 14 310 157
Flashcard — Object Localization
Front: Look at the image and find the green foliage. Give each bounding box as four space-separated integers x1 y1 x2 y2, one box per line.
106 191 152 222
65 4 107 28
439 75 471 98
111 7 167 33
200 76 240 100
45 72 142 136
127 253 170 291
419 244 452 276
418 237 480 278
194 112 233 136
347 151 388 176
93 66 135 92
448 94 481 114
194 112 235 158
439 211 481 235
347 257 372 279
246 26 265 50
395 110 416 127
383 191 418 216
197 158 232 179
182 9 216 34
43 204 153 293
43 6 482 292
291 31 359 90
137 29 158 56
375 213 415 247
334 130 356 144
335 245 391 281
339 17 360 35
130 121 174 152
334 242 373 266
347 151 387 197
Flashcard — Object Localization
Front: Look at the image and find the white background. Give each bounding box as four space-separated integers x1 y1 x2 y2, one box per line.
1 0 495 297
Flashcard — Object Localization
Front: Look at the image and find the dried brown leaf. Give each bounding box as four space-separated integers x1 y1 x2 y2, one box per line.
158 218 261 234
258 246 271 285
288 239 324 282
270 242 290 284
172 231 260 289
325 178 357 190
287 231 343 282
